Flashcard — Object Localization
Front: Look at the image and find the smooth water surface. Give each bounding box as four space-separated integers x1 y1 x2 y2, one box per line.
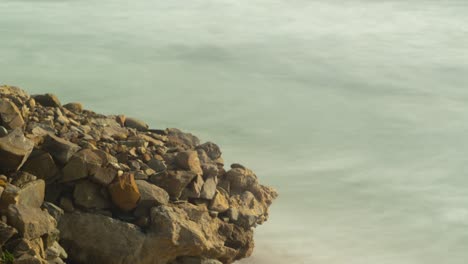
1 1 468 263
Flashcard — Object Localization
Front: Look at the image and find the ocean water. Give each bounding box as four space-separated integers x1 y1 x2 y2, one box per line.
1 0 468 263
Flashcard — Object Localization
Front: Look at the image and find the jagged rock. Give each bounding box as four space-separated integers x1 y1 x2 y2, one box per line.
182 174 204 199
166 128 200 149
0 221 18 246
0 99 24 129
32 94 61 107
134 180 169 217
11 171 37 188
209 189 229 213
42 202 64 222
196 142 222 161
108 173 140 211
150 170 197 200
22 151 58 181
147 158 167 173
58 212 147 264
42 133 80 164
124 117 148 131
73 181 110 209
17 180 45 208
0 184 21 210
63 102 82 112
89 166 117 186
7 204 56 239
0 129 34 173
176 151 203 175
61 149 102 182
200 164 218 200
45 241 67 260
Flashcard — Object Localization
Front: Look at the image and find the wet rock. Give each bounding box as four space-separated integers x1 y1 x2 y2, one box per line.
73 181 111 209
108 173 140 211
32 94 61 107
150 170 197 200
0 128 34 173
7 204 56 239
124 117 148 131
42 133 80 164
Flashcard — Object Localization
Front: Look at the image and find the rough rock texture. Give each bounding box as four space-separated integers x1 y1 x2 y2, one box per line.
0 85 277 264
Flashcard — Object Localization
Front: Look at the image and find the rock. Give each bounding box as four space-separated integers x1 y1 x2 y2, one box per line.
17 180 45 208
0 128 34 173
63 102 83 112
200 164 218 200
73 181 111 209
150 170 197 200
147 158 167 173
42 133 80 164
41 202 64 222
89 166 117 186
32 94 61 107
0 221 18 246
0 99 24 129
11 171 37 188
12 253 44 264
196 142 222 160
172 257 223 264
176 151 203 175
45 241 67 260
0 184 20 210
124 117 148 131
7 204 56 239
0 126 8 137
22 151 58 181
108 173 140 211
59 197 74 213
61 149 102 182
134 180 169 217
166 128 200 149
182 174 204 199
209 190 230 213
58 212 147 264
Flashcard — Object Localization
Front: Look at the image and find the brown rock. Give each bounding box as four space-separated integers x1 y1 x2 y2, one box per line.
32 94 61 107
0 221 17 246
0 184 20 210
134 180 169 217
150 170 197 200
176 151 203 175
124 117 148 131
196 142 222 160
0 128 34 173
42 133 80 164
166 128 200 149
0 99 24 129
108 173 140 211
90 166 117 186
7 204 57 239
17 180 45 208
63 102 83 112
209 189 230 213
73 181 111 209
22 151 58 181
61 149 102 182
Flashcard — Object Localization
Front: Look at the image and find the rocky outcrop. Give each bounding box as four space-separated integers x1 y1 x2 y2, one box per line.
0 85 277 264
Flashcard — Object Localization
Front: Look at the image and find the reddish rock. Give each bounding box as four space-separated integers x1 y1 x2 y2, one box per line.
108 173 140 211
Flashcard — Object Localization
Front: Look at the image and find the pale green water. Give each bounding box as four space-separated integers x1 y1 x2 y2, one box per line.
2 1 468 263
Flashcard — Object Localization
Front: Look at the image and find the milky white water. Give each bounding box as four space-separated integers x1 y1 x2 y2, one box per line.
1 1 468 263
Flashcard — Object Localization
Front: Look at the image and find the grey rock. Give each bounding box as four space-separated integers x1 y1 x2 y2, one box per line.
7 204 57 239
134 180 169 217
42 133 80 164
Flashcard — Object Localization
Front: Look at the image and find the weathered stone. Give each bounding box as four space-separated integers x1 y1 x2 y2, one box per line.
196 142 222 160
59 197 74 213
124 117 148 131
166 128 200 149
0 221 17 246
61 149 102 182
12 253 44 264
42 202 64 222
11 171 37 188
58 212 146 264
182 174 204 199
200 164 218 200
0 184 20 210
32 94 61 107
89 166 117 186
22 151 58 181
45 241 67 260
0 126 8 137
209 190 230 213
0 128 34 173
134 180 169 217
147 158 167 173
0 99 24 129
176 151 203 175
42 134 80 164
7 204 56 239
63 102 83 112
150 170 197 200
18 180 45 208
73 181 111 209
108 173 140 211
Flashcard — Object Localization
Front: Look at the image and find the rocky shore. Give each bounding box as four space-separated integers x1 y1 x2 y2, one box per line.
0 85 277 264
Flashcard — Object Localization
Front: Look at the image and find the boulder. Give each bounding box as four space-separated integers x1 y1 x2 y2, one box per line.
0 99 24 129
73 181 111 209
42 134 80 164
0 184 20 210
124 117 148 131
200 165 218 200
63 102 83 112
32 94 61 107
176 151 203 175
196 142 222 160
134 180 169 217
0 129 34 173
108 173 140 211
61 149 102 182
58 212 147 264
22 151 58 181
209 189 230 213
89 166 117 186
150 170 197 200
17 180 45 208
42 202 64 222
166 128 200 149
7 204 57 239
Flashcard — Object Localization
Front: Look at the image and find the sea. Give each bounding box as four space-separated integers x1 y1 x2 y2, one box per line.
1 1 468 263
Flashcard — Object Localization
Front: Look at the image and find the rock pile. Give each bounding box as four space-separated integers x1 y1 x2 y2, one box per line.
0 85 277 264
